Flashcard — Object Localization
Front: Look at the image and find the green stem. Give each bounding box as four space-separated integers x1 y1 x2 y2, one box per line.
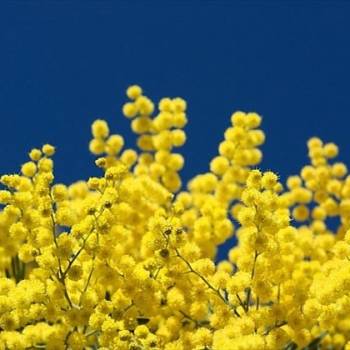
175 248 240 318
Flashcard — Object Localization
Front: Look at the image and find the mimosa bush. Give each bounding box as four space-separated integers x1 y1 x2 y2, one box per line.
0 85 349 349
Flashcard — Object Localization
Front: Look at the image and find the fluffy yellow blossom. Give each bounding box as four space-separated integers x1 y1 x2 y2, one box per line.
0 85 348 349
42 144 55 156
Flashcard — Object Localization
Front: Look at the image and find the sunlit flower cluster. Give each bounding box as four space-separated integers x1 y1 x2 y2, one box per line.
0 85 349 349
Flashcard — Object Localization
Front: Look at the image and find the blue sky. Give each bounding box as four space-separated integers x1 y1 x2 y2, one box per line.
1 1 350 259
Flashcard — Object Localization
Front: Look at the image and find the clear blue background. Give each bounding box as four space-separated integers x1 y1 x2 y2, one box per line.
1 1 350 259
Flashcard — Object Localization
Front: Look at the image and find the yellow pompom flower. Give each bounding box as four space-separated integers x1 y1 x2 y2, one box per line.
89 138 105 155
122 102 138 118
171 129 186 147
91 119 109 139
42 144 55 156
106 134 124 155
21 161 37 177
126 84 143 100
210 156 229 175
29 148 42 161
261 171 278 189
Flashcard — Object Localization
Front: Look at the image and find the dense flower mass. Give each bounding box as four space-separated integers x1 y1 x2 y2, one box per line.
0 85 349 350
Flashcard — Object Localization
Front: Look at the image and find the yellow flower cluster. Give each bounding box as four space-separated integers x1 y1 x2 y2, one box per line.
0 85 349 350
